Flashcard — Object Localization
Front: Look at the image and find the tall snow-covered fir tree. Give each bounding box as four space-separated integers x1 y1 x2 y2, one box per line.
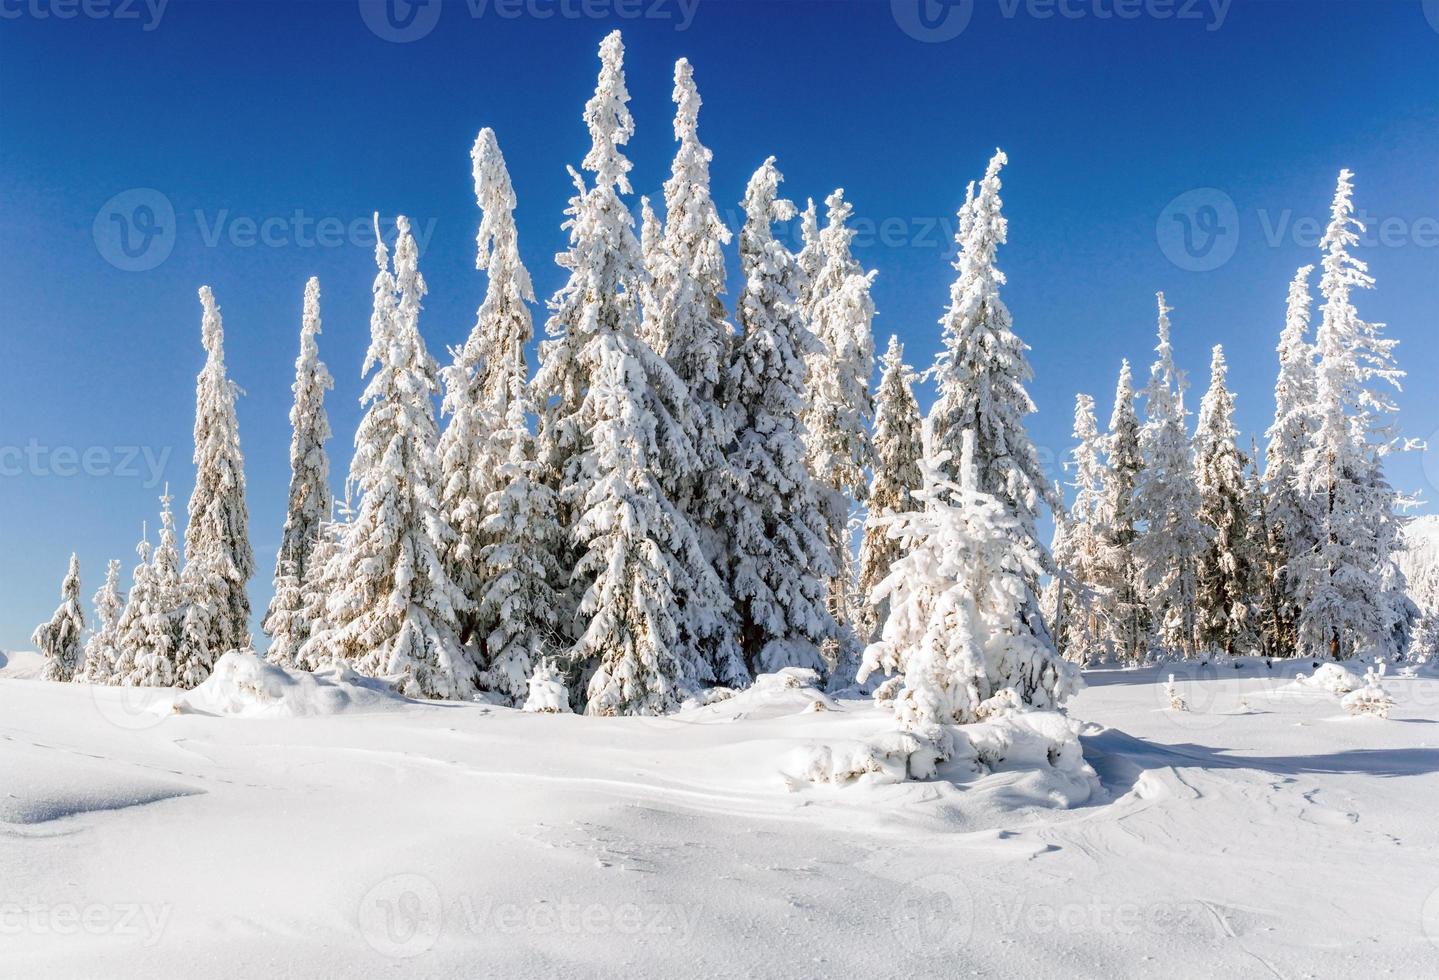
33 553 84 683
80 558 123 684
1133 293 1205 658
1051 393 1115 663
860 431 1078 728
1262 265 1319 656
315 216 473 699
532 33 728 714
640 57 745 687
262 276 332 656
857 335 924 645
1294 170 1413 660
132 488 181 688
111 524 152 685
1100 360 1147 662
925 149 1057 661
724 157 836 678
1194 345 1258 655
186 286 254 655
295 504 347 671
802 188 877 676
927 151 1055 530
456 127 562 704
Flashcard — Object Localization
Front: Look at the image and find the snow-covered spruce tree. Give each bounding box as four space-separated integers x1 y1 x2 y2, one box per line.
1101 359 1148 662
1133 293 1205 658
33 554 84 683
79 559 123 684
534 30 641 648
263 276 332 654
1261 266 1318 657
928 151 1055 527
857 336 924 645
438 127 532 653
725 157 837 678
641 57 746 687
531 34 726 714
795 198 823 309
186 286 254 655
111 524 152 685
264 560 305 670
1194 345 1258 655
176 541 221 689
1245 438 1279 655
294 505 346 671
1051 393 1115 664
318 215 473 699
456 128 561 703
803 188 878 678
925 149 1058 662
132 488 181 688
860 431 1078 728
1294 170 1413 660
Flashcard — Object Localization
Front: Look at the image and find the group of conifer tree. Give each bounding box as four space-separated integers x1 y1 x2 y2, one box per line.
29 32 1419 721
1047 170 1420 666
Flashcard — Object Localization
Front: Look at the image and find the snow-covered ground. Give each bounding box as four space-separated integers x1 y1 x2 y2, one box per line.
4 652 1439 978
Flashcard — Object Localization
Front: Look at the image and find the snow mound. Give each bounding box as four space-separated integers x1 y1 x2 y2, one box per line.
785 708 1099 806
784 727 949 786
0 742 201 824
0 650 46 680
1288 663 1364 696
174 652 410 718
681 668 838 721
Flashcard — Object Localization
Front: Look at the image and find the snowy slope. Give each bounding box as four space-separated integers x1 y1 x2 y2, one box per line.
4 657 1439 977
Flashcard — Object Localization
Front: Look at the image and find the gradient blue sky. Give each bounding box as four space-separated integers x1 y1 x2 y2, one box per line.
1 0 1435 650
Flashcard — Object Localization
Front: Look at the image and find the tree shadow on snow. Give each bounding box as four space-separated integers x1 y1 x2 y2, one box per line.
1079 727 1439 800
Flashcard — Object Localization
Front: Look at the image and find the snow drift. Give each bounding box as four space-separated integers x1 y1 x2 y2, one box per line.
172 651 411 718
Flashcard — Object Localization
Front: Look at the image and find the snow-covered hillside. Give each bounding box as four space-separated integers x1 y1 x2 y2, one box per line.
4 654 1439 977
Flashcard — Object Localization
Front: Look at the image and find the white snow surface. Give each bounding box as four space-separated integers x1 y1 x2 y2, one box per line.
3 656 1439 976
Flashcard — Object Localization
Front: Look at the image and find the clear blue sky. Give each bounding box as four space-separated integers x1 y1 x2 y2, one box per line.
1 0 1435 650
